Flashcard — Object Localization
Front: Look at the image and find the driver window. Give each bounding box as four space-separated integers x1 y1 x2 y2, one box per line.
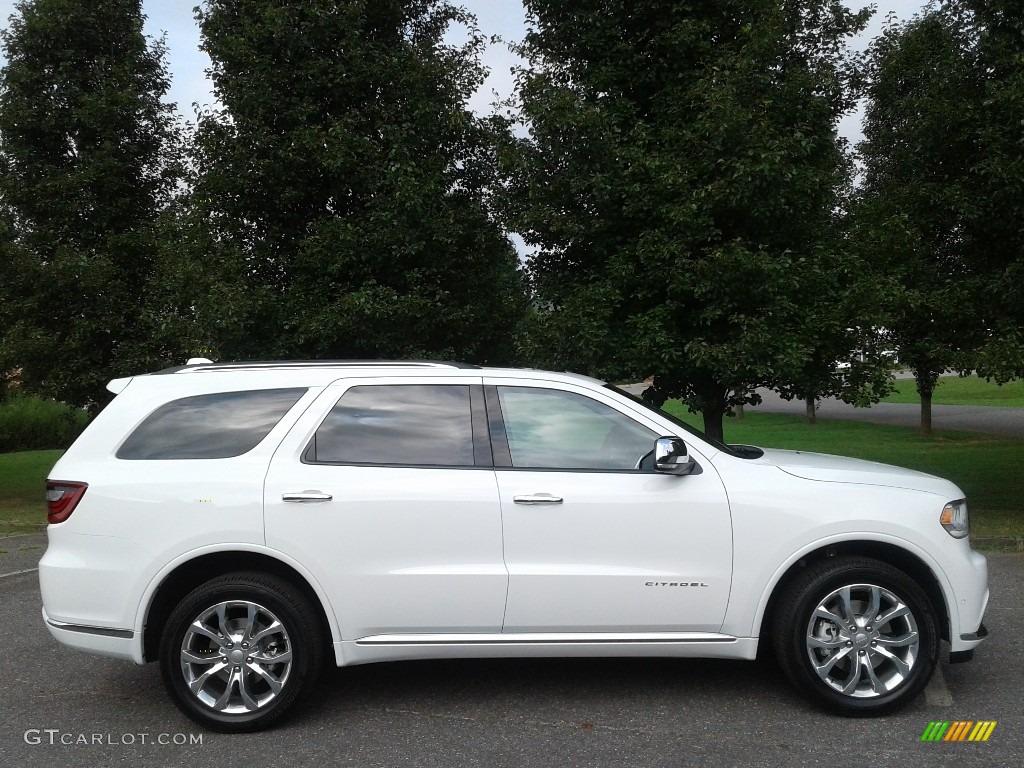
496 386 657 470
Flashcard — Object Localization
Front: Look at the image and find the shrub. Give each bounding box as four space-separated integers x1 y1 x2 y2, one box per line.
0 395 90 452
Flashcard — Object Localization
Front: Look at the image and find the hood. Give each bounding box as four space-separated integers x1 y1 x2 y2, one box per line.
755 448 963 498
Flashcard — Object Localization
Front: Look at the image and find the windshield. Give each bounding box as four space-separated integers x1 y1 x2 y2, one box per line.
604 384 738 457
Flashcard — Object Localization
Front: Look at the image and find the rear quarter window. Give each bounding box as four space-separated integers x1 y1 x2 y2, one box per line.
116 388 307 460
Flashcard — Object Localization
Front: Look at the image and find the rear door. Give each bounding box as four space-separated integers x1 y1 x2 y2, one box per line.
264 377 506 639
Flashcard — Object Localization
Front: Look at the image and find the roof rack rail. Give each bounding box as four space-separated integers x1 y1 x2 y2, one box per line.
152 359 481 375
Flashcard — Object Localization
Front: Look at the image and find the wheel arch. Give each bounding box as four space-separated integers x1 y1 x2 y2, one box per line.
755 540 951 651
141 549 337 664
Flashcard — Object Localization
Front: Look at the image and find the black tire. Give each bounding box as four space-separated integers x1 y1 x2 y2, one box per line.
773 556 938 716
159 571 324 732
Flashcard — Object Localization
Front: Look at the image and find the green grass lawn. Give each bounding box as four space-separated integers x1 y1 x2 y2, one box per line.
662 403 1024 539
0 450 61 535
883 374 1024 407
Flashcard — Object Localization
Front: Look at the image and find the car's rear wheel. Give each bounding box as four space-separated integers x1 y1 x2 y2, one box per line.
773 556 938 715
159 571 323 732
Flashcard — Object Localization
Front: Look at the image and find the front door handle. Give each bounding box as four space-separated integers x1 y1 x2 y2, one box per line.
282 491 333 502
513 494 563 505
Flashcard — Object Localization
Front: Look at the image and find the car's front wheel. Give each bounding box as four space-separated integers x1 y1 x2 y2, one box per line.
159 571 324 732
773 556 938 715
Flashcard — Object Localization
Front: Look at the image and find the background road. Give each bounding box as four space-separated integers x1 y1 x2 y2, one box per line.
621 377 1024 438
750 389 1024 439
1 536 1020 767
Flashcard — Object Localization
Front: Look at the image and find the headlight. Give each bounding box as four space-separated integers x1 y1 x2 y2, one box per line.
940 499 969 539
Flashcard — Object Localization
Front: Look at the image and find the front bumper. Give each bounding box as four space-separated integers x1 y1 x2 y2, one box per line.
950 621 989 663
946 545 989 655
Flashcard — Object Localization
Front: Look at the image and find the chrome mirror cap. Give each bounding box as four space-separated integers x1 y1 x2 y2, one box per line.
655 436 695 475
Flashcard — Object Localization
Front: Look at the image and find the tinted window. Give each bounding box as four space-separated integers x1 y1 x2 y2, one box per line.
117 388 306 460
308 385 474 466
496 387 657 470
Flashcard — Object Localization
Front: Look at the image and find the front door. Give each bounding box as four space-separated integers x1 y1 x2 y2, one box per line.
487 380 733 634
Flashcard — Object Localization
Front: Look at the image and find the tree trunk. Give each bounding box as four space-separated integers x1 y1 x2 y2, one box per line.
913 369 938 436
702 406 726 444
734 402 744 420
805 397 817 424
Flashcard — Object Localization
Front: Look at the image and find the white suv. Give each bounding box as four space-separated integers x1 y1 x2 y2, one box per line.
40 360 989 731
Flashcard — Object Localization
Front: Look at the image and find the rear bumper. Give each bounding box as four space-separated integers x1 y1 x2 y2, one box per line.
39 527 152 663
42 607 143 663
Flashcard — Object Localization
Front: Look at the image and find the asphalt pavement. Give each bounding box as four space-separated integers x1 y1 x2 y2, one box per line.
749 388 1024 439
622 376 1024 439
1 535 1021 767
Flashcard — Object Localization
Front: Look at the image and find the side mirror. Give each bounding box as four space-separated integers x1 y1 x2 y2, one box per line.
655 436 695 475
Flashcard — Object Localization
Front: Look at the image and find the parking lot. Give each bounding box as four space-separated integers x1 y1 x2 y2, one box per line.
1 535 1020 767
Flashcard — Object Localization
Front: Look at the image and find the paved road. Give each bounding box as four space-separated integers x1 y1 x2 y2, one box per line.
2 535 1021 767
750 389 1024 439
621 380 1024 439
0 533 46 577
622 376 1024 442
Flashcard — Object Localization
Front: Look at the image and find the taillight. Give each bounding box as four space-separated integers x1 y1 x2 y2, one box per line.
45 481 88 524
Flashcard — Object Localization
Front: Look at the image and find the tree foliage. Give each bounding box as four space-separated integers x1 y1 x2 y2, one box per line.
954 1 1024 380
504 0 874 440
0 0 180 409
856 9 984 432
188 0 524 364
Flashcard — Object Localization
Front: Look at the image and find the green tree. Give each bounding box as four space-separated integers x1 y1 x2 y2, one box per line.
190 0 524 364
504 0 873 441
772 252 896 424
954 1 1024 380
0 0 180 409
856 10 983 433
0 203 31 401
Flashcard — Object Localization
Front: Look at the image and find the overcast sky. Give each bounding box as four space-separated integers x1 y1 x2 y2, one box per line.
0 0 929 141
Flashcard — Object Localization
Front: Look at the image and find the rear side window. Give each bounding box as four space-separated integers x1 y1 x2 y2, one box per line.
117 388 306 460
307 384 474 466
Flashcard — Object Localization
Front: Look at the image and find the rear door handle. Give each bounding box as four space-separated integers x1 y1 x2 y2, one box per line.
513 494 563 505
282 491 333 502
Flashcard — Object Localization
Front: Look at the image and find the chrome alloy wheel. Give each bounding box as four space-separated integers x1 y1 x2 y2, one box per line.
805 583 920 698
180 600 293 714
